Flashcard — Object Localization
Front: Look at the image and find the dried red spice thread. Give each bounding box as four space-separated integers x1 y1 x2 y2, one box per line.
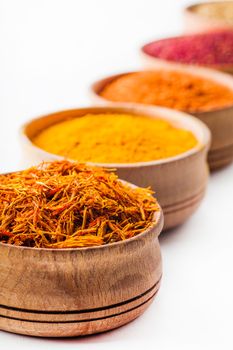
0 161 159 249
143 30 233 67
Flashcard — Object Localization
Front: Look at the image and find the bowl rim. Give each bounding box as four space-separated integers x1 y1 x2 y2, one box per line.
21 104 211 169
141 30 233 70
0 201 163 253
91 69 233 114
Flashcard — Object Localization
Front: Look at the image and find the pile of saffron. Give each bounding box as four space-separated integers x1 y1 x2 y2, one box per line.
0 161 159 248
33 113 198 163
100 71 233 112
142 30 233 67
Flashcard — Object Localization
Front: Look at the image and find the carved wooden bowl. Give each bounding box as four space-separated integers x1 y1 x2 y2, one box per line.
0 187 163 337
21 105 210 230
91 68 233 170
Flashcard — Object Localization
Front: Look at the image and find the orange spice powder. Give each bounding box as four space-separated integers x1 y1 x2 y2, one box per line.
100 71 233 112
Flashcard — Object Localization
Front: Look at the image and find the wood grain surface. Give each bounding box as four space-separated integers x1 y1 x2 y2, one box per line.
0 208 163 337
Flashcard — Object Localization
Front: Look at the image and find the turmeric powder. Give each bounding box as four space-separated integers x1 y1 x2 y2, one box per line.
99 71 233 112
33 113 198 163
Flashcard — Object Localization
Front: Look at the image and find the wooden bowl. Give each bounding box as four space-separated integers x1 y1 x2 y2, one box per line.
141 34 233 75
21 105 210 230
184 1 233 34
0 185 163 338
91 68 233 170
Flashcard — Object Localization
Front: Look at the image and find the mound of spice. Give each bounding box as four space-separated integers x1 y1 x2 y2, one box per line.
100 71 233 112
33 113 198 163
191 1 233 26
0 161 159 248
143 30 233 68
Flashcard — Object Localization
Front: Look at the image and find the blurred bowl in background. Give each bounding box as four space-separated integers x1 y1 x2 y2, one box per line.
141 30 233 74
184 1 233 33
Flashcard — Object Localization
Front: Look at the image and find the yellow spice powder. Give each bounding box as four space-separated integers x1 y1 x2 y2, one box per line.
33 113 198 163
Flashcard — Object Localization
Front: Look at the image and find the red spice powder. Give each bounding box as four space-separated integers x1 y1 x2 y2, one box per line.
143 30 233 67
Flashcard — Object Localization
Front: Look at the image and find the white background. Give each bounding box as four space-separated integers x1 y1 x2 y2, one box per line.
0 0 233 349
